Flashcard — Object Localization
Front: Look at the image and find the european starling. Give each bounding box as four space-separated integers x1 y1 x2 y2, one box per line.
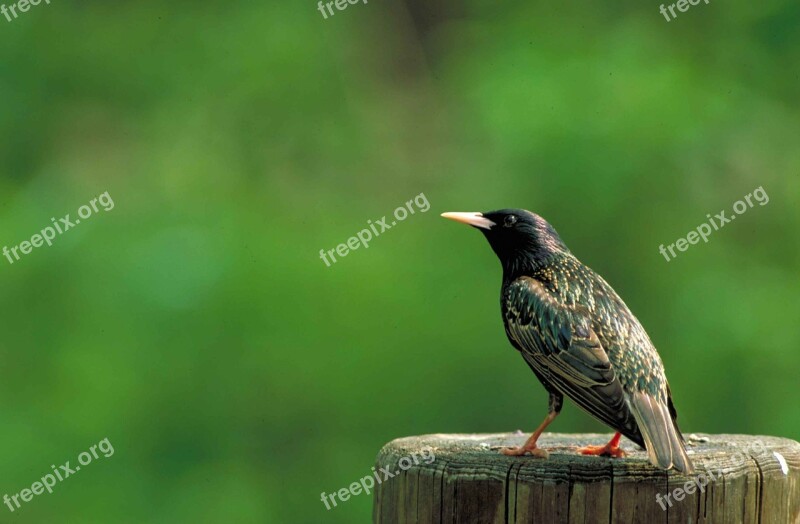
442 209 693 473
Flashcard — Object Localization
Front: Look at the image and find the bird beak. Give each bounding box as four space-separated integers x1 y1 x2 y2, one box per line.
440 212 495 230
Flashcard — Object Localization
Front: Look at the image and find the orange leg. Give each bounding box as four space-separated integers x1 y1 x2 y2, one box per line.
500 411 558 458
577 432 626 458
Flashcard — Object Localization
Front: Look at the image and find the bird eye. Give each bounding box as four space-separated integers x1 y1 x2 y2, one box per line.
504 215 517 228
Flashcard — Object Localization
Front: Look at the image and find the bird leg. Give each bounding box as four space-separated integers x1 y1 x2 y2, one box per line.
501 411 557 457
501 392 562 458
577 432 626 458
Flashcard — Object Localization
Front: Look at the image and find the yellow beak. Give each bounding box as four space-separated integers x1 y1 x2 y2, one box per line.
440 212 495 230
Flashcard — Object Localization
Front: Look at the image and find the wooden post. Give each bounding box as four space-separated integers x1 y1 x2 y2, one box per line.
373 432 800 523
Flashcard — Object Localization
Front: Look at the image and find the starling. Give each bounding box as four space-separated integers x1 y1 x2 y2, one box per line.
442 209 693 473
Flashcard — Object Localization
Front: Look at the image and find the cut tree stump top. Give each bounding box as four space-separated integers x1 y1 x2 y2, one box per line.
373 432 800 524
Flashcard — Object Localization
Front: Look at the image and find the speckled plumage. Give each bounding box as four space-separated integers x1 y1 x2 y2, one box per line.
445 209 693 473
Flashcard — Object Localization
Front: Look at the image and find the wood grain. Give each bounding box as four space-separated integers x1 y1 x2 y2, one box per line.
373 432 800 524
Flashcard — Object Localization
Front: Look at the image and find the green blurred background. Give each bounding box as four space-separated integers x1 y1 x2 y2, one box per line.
1 1 798 522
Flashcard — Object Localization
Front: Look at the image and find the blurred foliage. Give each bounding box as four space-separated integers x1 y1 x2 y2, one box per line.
0 0 798 522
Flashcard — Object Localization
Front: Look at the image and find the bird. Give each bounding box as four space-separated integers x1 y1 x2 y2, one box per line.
441 209 693 473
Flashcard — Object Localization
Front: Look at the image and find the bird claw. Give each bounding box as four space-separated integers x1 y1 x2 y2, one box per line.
500 446 549 459
577 444 626 459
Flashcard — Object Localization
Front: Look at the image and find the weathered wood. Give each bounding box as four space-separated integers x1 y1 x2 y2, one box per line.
373 432 800 523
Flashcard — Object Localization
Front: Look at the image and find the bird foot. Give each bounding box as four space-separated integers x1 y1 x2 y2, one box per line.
500 446 549 458
576 443 626 459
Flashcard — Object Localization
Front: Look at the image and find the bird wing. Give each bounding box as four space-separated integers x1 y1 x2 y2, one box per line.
503 277 642 443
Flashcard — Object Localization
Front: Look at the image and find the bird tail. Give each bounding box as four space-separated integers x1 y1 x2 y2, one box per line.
629 391 694 474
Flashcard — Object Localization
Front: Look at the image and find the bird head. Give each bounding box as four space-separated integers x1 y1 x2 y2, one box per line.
441 209 570 277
